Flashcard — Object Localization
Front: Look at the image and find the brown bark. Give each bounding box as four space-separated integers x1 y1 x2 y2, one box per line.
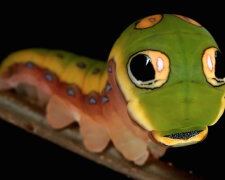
0 91 203 180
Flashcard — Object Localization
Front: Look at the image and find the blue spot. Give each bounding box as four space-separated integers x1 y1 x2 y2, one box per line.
105 84 112 92
92 68 100 74
108 66 112 73
44 73 53 82
89 97 97 104
67 89 75 96
26 62 34 68
102 96 109 103
77 62 86 68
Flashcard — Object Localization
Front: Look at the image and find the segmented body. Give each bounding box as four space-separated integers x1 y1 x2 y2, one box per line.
0 48 156 165
0 49 108 94
1 14 224 165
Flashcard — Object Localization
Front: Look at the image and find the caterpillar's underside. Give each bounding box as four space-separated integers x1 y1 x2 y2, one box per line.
0 49 167 165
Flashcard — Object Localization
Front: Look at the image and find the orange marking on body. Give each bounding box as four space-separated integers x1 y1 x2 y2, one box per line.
174 14 201 27
135 14 162 29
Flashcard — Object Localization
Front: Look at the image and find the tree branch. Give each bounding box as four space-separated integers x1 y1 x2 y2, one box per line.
0 91 203 180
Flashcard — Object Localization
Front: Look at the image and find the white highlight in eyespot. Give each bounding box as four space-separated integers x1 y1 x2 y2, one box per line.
157 57 164 72
145 56 151 66
207 55 213 71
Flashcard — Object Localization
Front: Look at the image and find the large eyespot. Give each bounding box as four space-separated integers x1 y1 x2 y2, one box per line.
202 47 225 86
127 50 170 89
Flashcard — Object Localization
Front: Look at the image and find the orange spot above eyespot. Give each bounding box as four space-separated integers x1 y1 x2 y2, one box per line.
135 14 162 29
174 14 202 27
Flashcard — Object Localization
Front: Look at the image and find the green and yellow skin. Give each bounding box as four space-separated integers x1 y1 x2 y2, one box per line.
109 14 225 146
0 14 224 165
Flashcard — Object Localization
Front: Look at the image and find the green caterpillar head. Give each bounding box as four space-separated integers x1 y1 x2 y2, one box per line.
109 14 225 147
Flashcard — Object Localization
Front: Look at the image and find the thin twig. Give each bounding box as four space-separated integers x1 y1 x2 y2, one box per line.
0 91 203 180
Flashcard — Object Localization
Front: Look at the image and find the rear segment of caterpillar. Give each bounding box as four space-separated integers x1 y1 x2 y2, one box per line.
0 49 166 165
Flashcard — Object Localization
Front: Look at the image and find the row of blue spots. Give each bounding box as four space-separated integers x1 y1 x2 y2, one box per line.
88 96 109 104
85 61 113 103
25 62 54 82
26 60 100 74
76 62 101 74
25 61 108 104
88 83 112 104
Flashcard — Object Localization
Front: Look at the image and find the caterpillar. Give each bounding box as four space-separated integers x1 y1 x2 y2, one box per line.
0 14 225 165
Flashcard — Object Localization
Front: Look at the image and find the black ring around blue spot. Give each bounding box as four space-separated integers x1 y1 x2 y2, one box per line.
89 97 97 104
26 62 34 68
102 96 109 103
44 73 53 82
105 84 112 92
77 62 86 68
67 89 75 96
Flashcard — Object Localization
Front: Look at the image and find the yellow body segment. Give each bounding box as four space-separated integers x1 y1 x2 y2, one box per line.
0 49 108 94
42 51 71 75
81 62 107 94
99 71 108 92
60 60 87 87
0 49 47 74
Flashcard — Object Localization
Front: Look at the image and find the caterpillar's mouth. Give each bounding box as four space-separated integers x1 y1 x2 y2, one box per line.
150 127 208 147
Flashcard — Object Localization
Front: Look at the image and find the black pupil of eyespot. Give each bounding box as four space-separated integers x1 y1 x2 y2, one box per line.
129 54 155 81
215 51 225 79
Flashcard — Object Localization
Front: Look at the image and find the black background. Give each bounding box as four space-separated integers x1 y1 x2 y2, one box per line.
0 2 225 180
